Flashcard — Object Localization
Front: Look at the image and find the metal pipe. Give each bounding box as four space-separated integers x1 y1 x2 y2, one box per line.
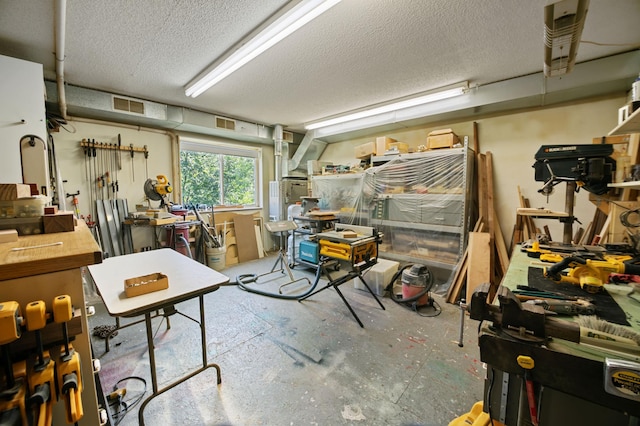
55 0 68 119
273 124 283 181
564 181 576 245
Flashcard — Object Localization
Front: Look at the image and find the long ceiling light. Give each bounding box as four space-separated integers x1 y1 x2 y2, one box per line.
305 83 469 131
543 0 589 77
185 0 342 98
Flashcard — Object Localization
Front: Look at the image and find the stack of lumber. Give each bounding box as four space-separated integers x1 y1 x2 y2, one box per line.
203 211 264 266
446 150 510 304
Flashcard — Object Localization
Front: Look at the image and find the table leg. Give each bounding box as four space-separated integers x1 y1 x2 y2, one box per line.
332 284 364 328
200 295 221 384
138 297 222 425
356 274 386 310
145 312 158 394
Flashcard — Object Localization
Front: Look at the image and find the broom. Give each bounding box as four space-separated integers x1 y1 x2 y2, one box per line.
544 315 640 355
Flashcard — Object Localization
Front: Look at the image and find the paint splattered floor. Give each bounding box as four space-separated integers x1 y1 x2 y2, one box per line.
87 254 484 425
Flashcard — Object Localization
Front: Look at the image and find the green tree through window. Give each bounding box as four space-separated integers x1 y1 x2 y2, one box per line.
180 140 261 208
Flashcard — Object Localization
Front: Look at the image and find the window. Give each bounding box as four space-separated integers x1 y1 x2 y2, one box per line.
180 139 262 209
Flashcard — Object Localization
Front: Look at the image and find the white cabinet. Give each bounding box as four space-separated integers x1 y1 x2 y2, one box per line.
0 54 49 192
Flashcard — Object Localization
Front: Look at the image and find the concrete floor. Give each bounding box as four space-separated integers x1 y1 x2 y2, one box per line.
87 253 485 425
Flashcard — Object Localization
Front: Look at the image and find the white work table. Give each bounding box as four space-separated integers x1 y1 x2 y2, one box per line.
87 248 229 425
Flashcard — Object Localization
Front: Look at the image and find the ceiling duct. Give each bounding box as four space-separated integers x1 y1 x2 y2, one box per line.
288 130 327 174
43 81 307 147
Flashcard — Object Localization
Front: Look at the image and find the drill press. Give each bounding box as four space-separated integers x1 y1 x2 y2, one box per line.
532 144 615 246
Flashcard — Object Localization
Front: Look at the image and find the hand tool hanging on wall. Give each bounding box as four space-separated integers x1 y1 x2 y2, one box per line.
144 145 149 181
66 191 81 218
25 300 56 426
53 295 84 424
117 134 122 170
105 143 111 200
89 140 96 214
112 143 119 198
130 144 135 182
0 301 28 425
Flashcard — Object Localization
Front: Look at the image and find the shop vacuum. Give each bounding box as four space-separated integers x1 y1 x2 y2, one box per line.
386 264 440 316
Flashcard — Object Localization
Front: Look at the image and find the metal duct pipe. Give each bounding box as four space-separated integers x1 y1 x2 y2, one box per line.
55 0 68 119
274 124 284 181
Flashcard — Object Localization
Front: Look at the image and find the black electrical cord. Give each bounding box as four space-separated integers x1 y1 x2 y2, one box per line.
487 366 495 426
108 376 147 426
620 208 640 227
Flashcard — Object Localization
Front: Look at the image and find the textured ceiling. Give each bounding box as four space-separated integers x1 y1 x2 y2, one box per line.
0 0 639 134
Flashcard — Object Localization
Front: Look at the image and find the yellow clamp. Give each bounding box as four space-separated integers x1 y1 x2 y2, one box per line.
53 295 73 323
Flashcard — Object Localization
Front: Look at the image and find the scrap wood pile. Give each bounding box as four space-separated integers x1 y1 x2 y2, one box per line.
446 150 510 304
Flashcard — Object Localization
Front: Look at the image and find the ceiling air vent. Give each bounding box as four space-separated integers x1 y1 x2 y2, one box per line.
112 95 145 115
283 131 294 142
215 116 236 131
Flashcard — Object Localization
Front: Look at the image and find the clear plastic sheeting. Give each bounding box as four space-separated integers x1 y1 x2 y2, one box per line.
311 147 474 293
311 173 365 213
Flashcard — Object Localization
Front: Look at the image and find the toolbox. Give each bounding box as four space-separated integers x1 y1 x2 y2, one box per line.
299 240 320 264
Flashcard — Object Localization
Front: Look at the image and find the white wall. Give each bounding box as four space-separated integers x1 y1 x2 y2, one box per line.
52 119 174 215
321 96 626 246
51 119 276 250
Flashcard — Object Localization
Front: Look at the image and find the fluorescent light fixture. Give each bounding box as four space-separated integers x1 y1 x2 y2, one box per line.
305 83 469 130
185 0 341 98
544 0 589 77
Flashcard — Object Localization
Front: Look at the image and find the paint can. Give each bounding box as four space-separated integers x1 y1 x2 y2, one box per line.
206 246 227 270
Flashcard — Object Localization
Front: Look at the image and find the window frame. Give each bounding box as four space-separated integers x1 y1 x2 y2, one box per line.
179 137 263 211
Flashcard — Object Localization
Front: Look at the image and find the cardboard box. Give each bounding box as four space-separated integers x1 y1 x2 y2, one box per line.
353 258 399 296
0 184 31 201
389 142 409 154
124 272 169 297
427 128 460 150
376 137 397 155
43 212 76 233
354 141 376 159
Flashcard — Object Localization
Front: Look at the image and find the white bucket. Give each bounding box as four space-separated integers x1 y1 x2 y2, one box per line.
206 247 227 270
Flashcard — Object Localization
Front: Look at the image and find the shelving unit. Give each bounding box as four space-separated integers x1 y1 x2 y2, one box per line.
363 146 475 285
609 107 640 136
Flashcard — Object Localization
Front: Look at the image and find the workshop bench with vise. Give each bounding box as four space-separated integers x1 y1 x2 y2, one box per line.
468 245 640 426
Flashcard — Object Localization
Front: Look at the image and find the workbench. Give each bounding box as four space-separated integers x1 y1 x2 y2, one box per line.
478 246 640 425
87 248 229 425
0 221 103 426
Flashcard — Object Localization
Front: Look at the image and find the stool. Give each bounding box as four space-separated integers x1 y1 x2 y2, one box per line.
261 221 310 292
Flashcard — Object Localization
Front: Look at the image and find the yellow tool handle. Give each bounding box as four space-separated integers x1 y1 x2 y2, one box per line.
25 301 47 331
0 301 22 344
53 295 73 323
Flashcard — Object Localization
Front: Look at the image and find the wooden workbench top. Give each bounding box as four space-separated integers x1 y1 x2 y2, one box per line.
0 221 102 281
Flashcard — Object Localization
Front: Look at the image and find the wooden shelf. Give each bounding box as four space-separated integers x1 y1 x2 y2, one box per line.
609 107 640 136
